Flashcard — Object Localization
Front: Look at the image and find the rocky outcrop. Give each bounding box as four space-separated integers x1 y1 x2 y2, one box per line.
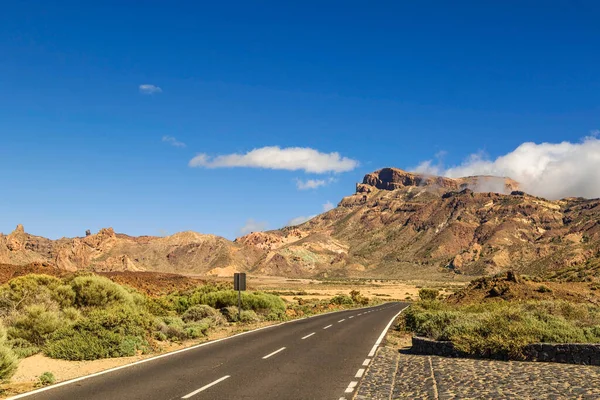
0 225 262 275
361 168 519 194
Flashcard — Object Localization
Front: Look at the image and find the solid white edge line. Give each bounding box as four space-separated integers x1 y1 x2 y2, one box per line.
262 347 286 359
355 368 365 378
6 303 396 400
368 344 378 357
323 324 333 329
181 375 230 399
302 332 315 339
369 304 409 358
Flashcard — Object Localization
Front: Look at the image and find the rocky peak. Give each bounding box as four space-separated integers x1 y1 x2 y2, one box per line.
361 168 459 192
360 167 520 195
13 224 25 234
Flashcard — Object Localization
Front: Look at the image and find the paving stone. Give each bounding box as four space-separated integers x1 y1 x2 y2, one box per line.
354 346 600 400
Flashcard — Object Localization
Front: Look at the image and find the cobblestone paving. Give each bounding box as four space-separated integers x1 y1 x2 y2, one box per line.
355 347 600 399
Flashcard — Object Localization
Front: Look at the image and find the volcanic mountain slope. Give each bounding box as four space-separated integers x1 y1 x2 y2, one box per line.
0 225 261 276
237 168 600 279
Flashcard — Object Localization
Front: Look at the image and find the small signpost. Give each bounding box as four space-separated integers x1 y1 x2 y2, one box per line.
233 273 247 320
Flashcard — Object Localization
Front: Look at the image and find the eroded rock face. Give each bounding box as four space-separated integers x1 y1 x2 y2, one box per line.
361 168 519 194
0 225 261 275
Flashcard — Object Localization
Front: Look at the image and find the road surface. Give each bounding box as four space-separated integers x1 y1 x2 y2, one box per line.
12 302 408 400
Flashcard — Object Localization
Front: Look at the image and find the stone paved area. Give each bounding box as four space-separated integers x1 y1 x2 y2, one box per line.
355 346 600 399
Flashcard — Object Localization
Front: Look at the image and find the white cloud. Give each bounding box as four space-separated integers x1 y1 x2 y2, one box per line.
412 136 600 199
286 201 336 227
139 84 162 94
286 215 316 226
189 146 359 174
296 177 337 190
323 201 335 212
162 135 186 148
239 219 268 235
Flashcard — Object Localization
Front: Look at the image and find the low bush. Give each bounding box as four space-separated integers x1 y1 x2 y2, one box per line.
239 310 260 323
330 294 353 306
7 338 40 358
404 299 600 359
0 345 18 381
182 305 225 326
418 288 439 301
70 275 133 308
7 305 63 346
221 306 241 322
37 371 55 387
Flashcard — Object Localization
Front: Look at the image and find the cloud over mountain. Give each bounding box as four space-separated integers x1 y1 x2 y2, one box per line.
413 135 600 199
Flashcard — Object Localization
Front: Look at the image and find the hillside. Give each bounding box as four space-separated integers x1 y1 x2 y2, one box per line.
237 168 600 279
2 167 599 280
0 225 261 276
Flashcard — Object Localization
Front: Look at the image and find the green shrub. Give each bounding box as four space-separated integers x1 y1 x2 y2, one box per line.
221 306 241 322
192 290 285 315
37 372 55 387
70 276 133 308
239 310 260 323
182 305 225 326
0 275 64 315
184 321 210 339
7 305 63 346
404 299 600 359
0 345 18 381
44 329 147 360
7 338 40 358
330 294 353 306
537 285 553 293
418 288 439 301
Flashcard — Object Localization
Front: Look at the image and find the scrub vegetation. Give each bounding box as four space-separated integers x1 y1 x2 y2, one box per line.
402 288 600 359
0 273 377 380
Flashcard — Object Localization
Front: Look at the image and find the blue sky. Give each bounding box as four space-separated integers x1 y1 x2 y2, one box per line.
1 1 599 239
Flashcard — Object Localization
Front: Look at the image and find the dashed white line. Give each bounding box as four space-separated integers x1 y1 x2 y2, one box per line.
355 368 365 378
349 316 354 319
344 381 358 393
262 347 286 359
362 358 371 366
323 324 333 329
181 375 230 399
302 332 315 340
338 319 346 322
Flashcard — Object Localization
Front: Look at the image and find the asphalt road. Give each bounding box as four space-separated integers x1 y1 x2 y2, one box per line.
13 302 409 400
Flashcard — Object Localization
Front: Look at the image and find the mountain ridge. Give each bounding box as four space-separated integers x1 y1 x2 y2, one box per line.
2 168 599 280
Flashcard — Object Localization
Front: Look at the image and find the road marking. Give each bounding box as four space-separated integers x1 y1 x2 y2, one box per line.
338 319 346 322
6 304 391 400
181 376 230 399
345 381 358 393
262 347 286 359
302 332 315 340
355 368 365 378
323 324 333 329
349 316 354 319
362 358 371 366
368 344 378 357
357 313 362 315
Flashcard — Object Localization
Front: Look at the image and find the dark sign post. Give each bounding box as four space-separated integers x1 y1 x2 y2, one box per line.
233 273 247 320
